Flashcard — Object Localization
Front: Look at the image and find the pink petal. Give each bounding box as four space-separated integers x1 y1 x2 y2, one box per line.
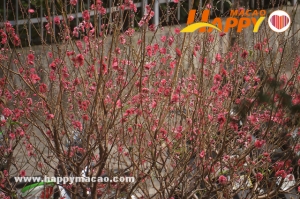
28 9 35 13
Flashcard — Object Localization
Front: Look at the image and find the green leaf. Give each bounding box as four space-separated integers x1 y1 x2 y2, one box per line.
249 50 253 57
10 121 21 126
128 146 133 152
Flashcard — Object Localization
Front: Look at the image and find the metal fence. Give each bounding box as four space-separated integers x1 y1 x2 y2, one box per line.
0 0 298 46
0 0 194 45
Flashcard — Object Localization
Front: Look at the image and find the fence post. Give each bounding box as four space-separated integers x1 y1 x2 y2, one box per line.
177 0 180 21
154 0 159 27
143 0 148 15
52 0 55 38
220 0 224 54
3 0 6 23
28 0 31 44
76 0 79 26
16 0 18 34
40 4 43 41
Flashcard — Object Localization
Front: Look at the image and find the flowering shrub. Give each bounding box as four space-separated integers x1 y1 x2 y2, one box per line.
0 0 300 198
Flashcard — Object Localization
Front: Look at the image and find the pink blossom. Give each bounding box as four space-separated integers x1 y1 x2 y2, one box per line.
76 54 84 67
13 35 20 46
208 34 214 42
175 48 182 57
38 162 43 168
254 42 263 50
20 170 26 177
28 9 35 13
9 133 16 140
47 52 53 58
82 10 90 21
160 48 166 54
243 75 251 82
45 23 51 33
79 100 90 111
295 144 300 153
115 47 121 54
175 132 182 139
68 15 74 21
199 150 205 158
292 94 300 105
47 114 54 120
138 19 145 27
206 4 212 9
115 100 122 108
248 114 258 124
98 7 106 15
150 100 157 109
148 24 156 31
27 98 33 106
27 54 34 61
253 76 260 83
118 146 123 153
119 35 126 44
171 94 179 103
30 74 40 84
275 170 287 178
241 50 248 59
54 16 60 25
170 61 176 68
219 32 226 37
265 48 270 53
125 28 135 36
72 120 82 131
1 32 7 44
28 61 34 65
161 36 166 42
82 114 89 121
214 74 222 83
254 140 265 148
26 144 33 151
298 186 300 192
174 0 179 3
238 7 245 12
217 114 226 125
256 172 263 181
112 58 118 70
186 118 192 125
70 0 77 6
19 131 25 137
218 175 227 184
168 37 174 46
2 108 12 117
39 83 48 93
215 53 222 62
49 61 56 70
